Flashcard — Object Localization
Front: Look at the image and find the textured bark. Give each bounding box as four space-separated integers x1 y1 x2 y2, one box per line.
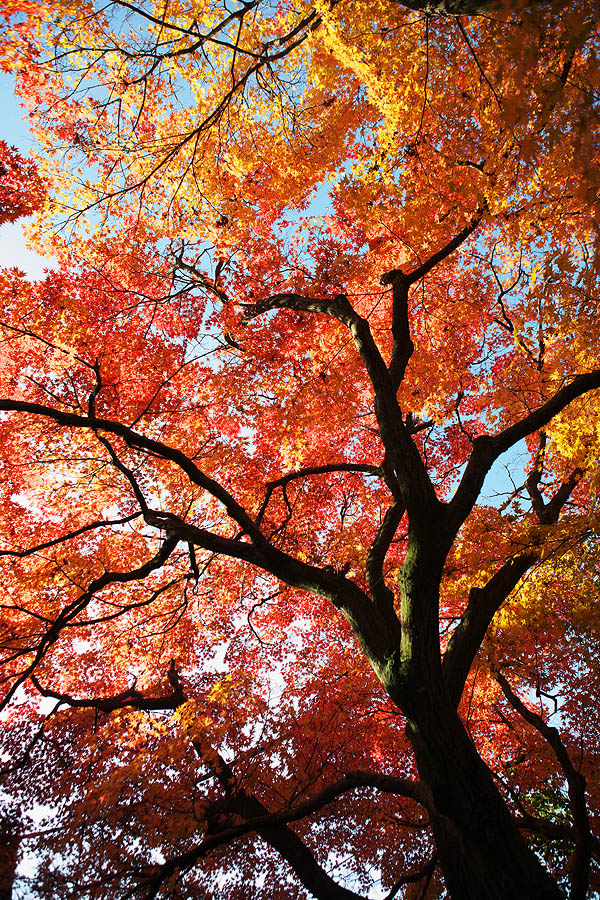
374 528 565 900
0 817 19 900
405 692 563 900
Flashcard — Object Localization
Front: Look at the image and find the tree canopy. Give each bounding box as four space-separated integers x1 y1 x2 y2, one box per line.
1 0 600 897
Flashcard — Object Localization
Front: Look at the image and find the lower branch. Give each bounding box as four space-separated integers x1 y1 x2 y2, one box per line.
0 534 179 712
33 672 435 900
443 551 536 707
497 673 594 900
138 771 434 900
385 854 438 900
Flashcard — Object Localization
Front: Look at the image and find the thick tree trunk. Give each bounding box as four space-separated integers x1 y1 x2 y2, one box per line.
362 529 564 900
0 816 19 900
404 689 563 900
347 506 567 898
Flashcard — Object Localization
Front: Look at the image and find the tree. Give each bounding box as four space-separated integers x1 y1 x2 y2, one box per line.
1 0 600 897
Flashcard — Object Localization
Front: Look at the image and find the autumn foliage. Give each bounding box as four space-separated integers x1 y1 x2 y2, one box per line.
1 0 600 897
0 141 45 225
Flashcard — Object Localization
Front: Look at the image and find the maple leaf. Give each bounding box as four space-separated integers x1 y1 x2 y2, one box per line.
0 141 45 225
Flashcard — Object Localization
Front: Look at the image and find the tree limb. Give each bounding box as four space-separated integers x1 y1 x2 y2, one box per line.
386 275 414 391
448 371 600 535
135 769 438 900
382 210 483 289
497 672 593 900
256 462 382 527
241 295 439 522
0 534 179 712
0 400 407 677
443 468 583 706
0 513 141 558
33 669 435 900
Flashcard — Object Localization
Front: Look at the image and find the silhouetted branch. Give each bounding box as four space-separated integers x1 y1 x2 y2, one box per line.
497 672 593 900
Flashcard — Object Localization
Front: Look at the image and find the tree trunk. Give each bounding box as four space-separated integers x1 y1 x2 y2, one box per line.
405 689 563 900
351 521 565 899
0 816 19 900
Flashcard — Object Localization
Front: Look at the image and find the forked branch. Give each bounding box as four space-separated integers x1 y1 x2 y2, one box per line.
0 533 179 712
448 370 600 534
443 467 584 706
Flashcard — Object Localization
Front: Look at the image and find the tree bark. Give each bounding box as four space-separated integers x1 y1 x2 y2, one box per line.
403 690 563 900
371 530 564 900
0 816 19 900
375 556 564 899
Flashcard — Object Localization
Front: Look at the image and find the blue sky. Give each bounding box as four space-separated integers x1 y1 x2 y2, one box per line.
0 71 54 278
0 68 523 501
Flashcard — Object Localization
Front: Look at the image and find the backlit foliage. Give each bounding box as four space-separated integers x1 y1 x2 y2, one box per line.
1 0 600 897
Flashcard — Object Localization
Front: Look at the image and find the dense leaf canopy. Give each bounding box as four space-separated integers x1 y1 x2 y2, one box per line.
1 0 600 897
